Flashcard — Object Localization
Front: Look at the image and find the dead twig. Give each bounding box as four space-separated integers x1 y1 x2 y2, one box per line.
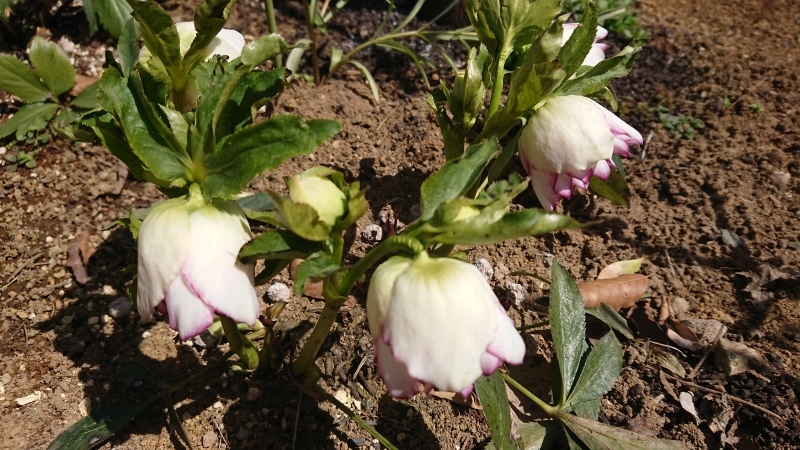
2 252 43 290
663 373 783 423
688 324 726 379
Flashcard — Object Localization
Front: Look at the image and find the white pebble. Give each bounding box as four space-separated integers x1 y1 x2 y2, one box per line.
504 282 527 306
266 282 291 303
474 258 494 280
15 391 42 406
141 331 152 339
361 224 383 243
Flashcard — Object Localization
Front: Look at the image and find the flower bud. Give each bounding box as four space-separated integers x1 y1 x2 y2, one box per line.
562 23 609 67
287 174 347 226
137 186 258 340
367 253 525 398
518 95 643 210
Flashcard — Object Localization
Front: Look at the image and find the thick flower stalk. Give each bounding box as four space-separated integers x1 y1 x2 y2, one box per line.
562 23 609 67
518 95 643 210
139 21 246 64
367 253 526 398
137 185 259 340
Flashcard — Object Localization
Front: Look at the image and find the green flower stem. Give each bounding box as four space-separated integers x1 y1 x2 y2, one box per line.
501 372 559 417
291 235 424 378
302 0 320 84
312 384 399 450
487 47 510 119
263 0 282 68
220 316 260 370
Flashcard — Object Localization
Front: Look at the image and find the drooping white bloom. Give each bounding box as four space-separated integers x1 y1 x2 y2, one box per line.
518 95 643 210
137 187 258 340
139 21 246 64
287 174 347 226
367 253 525 398
562 23 609 67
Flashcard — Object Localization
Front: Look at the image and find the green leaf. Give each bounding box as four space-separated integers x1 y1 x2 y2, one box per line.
348 60 380 104
558 412 685 449
419 139 498 221
485 422 560 450
214 68 285 137
84 0 132 37
0 103 59 140
46 395 159 450
557 2 597 79
131 0 181 75
265 191 333 242
201 116 341 198
235 193 276 212
550 261 586 407
588 155 630 207
183 0 236 72
159 105 189 150
475 372 516 450
118 18 139 77
559 38 645 97
239 34 291 67
285 39 311 75
239 230 326 263
93 122 145 180
585 303 633 340
508 0 562 52
71 81 100 109
294 253 341 295
425 208 579 246
97 67 188 182
565 332 623 419
29 37 75 96
0 54 50 102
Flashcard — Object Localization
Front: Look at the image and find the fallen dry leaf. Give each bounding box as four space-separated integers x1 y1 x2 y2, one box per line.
578 274 649 309
66 231 92 284
69 74 98 97
665 319 699 350
430 390 482 410
597 258 644 279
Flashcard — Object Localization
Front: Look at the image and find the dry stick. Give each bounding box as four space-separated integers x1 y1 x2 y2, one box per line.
662 373 783 422
2 252 42 290
640 130 654 160
664 249 677 278
688 324 726 379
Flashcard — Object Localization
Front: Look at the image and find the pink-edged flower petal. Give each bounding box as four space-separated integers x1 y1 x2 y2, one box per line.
137 199 191 320
480 352 504 375
593 159 612 180
165 275 215 340
583 45 607 67
486 304 526 366
596 26 609 41
554 173 574 198
181 202 258 327
598 104 644 145
530 170 562 211
376 339 419 399
613 137 631 157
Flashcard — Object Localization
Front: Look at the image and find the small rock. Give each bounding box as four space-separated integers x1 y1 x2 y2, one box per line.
108 297 132 319
721 229 744 248
245 387 261 402
474 258 494 280
87 316 99 325
102 285 116 296
714 338 771 376
16 391 42 406
100 314 111 324
213 401 224 409
0 381 4 394
266 282 292 303
361 224 383 243
350 437 366 447
58 36 76 54
202 431 217 448
504 282 527 306
670 296 690 318
193 330 218 349
141 331 152 339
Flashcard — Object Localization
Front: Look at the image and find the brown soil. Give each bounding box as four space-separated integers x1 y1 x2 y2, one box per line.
1 0 799 449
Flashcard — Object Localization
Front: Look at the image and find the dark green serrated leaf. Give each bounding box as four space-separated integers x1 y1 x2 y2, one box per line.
0 103 58 140
183 0 236 72
201 116 340 198
97 68 188 182
239 230 326 263
419 139 498 221
118 18 139 77
509 0 562 52
0 54 50 102
557 2 597 79
46 394 159 450
131 0 181 75
427 208 579 246
559 38 645 97
550 262 586 407
475 372 516 450
558 412 685 449
84 0 132 37
503 59 565 124
214 68 284 137
255 259 291 286
585 304 633 339
71 81 100 109
93 122 145 180
588 159 629 207
235 193 276 212
487 421 561 450
565 332 622 419
294 253 341 295
29 37 75 96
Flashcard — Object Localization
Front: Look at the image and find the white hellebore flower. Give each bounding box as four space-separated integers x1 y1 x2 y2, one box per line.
139 21 246 64
562 23 609 67
287 174 347 226
518 95 643 211
367 253 525 398
137 186 258 340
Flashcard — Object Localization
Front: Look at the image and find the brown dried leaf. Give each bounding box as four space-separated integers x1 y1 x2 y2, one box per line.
430 390 482 410
67 232 92 284
597 258 643 279
578 274 649 309
665 319 699 350
69 74 98 97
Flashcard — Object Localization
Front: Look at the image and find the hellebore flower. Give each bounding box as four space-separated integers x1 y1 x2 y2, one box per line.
562 23 609 67
367 253 525 398
139 21 246 64
137 187 259 340
518 95 643 210
287 174 347 226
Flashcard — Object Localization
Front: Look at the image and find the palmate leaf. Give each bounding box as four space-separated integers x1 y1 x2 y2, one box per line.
29 37 75 97
0 103 59 140
550 261 586 407
0 54 49 102
476 372 516 450
201 116 341 198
